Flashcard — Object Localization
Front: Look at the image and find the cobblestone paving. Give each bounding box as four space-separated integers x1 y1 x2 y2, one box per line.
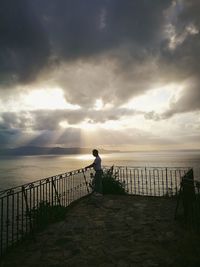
1 195 198 267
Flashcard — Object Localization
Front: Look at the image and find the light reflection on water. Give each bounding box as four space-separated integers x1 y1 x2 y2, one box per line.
0 151 200 190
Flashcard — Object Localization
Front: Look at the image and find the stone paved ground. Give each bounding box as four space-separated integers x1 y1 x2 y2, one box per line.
1 195 200 267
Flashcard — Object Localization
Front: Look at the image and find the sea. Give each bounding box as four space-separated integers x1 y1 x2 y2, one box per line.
0 150 200 191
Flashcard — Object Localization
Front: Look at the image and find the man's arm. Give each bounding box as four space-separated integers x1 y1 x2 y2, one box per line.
85 162 94 170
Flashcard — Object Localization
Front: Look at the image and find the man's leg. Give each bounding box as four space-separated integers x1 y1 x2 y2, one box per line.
94 171 103 194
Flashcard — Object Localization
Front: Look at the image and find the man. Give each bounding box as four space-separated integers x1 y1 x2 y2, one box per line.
85 149 103 196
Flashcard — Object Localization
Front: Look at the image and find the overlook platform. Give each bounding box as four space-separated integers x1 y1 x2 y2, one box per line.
1 194 199 267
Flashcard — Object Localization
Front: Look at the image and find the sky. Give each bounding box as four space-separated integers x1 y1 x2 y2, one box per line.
0 0 200 151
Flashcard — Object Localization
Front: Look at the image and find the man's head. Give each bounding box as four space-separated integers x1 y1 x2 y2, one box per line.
92 149 98 157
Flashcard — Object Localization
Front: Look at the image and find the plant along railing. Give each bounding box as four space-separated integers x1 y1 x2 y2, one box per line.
0 168 93 257
175 169 200 231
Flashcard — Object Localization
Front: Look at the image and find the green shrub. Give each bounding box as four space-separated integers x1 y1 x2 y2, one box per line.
31 201 67 230
102 168 127 195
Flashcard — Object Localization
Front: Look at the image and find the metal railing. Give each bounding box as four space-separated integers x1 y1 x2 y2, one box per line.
0 168 94 257
113 166 190 197
0 166 191 256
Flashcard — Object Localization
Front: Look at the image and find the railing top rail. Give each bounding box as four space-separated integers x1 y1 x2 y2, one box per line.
0 165 192 196
109 165 192 170
0 167 93 196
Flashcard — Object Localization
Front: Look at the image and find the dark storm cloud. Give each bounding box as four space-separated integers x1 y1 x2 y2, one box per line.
0 0 170 87
180 0 200 25
37 0 170 59
143 0 200 120
0 112 31 129
54 54 163 108
0 0 50 86
0 128 21 147
1 0 200 119
157 0 200 117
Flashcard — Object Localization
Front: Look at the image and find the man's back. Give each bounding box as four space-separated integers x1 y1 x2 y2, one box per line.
94 155 101 171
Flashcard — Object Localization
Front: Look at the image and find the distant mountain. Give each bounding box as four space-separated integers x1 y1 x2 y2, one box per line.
0 146 119 156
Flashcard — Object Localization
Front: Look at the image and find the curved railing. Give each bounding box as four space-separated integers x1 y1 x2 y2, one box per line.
0 166 191 256
0 167 94 257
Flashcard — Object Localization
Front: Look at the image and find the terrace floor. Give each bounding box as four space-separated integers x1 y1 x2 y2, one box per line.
1 194 200 267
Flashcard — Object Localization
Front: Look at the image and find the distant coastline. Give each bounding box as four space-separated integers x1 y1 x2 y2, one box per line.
0 146 200 156
0 146 121 156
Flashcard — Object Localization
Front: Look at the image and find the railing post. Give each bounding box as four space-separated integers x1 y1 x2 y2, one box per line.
51 177 54 206
22 186 33 233
22 186 29 215
165 168 168 196
52 178 61 206
145 167 148 195
82 169 90 194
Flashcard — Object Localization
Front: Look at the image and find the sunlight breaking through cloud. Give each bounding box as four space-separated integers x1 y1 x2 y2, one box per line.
0 0 200 150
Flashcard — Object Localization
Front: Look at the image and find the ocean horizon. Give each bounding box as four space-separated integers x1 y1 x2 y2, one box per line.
0 150 200 191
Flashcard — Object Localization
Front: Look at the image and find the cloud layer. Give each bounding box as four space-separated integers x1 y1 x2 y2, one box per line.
0 0 200 149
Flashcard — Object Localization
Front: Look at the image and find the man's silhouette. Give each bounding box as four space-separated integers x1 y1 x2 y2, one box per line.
85 149 103 196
